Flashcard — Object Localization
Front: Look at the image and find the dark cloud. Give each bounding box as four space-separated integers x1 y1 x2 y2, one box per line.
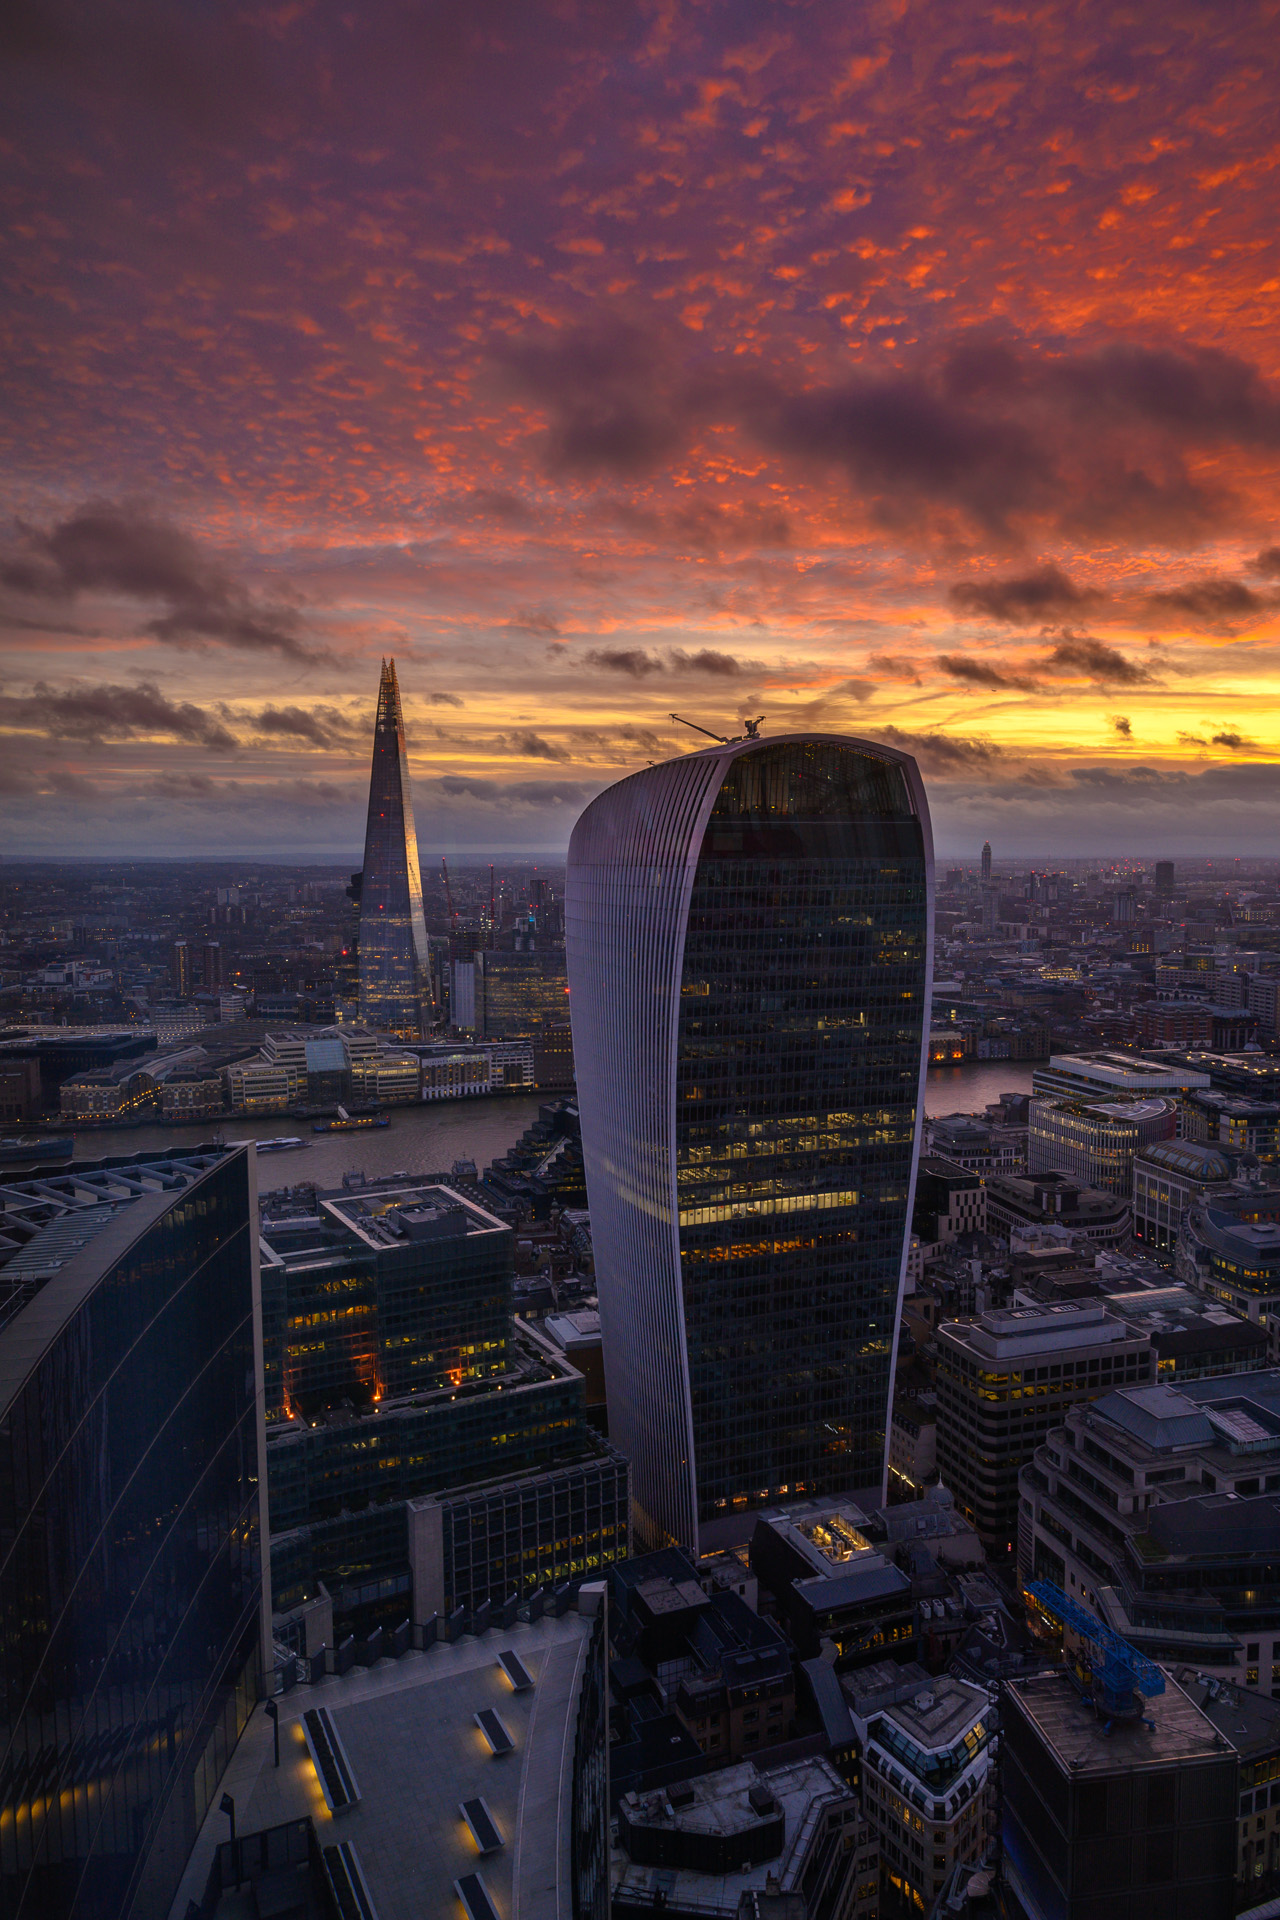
433 773 594 808
493 325 1280 541
427 691 464 707
755 375 1047 535
669 647 743 676
948 565 1096 624
1253 547 1280 578
937 654 1037 692
506 729 571 761
584 643 744 679
250 704 359 749
1048 343 1280 447
505 606 561 637
496 324 684 475
1211 730 1258 751
2 679 238 750
870 726 1003 772
0 504 318 660
584 647 661 677
1178 732 1208 746
463 490 537 526
1040 636 1151 686
614 499 792 552
1147 575 1268 623
867 654 921 683
1113 716 1133 737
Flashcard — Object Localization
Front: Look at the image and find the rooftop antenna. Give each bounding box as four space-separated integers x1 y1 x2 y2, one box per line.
670 714 766 745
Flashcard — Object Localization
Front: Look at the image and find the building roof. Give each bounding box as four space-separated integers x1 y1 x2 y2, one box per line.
1104 1285 1268 1355
1096 1383 1219 1449
937 1301 1138 1361
1003 1669 1227 1776
168 1607 600 1920
1042 1051 1212 1091
1174 1671 1280 1760
612 1756 854 1914
873 1675 988 1750
304 1036 349 1074
1139 1139 1235 1182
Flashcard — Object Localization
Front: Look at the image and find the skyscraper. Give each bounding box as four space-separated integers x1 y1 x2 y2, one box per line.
0 1146 267 1920
981 839 992 884
567 733 934 1551
357 658 431 1038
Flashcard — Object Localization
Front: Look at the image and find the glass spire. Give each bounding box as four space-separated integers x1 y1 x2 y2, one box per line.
357 658 431 1037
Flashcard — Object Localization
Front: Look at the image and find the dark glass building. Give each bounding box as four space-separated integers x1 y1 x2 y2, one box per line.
567 734 934 1551
357 657 431 1038
0 1148 266 1920
259 1178 628 1638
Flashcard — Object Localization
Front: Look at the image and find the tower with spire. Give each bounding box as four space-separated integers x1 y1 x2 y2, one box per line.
357 659 431 1038
981 839 992 884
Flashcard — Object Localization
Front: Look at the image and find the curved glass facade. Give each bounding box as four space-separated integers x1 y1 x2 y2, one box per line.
677 743 928 1527
0 1152 263 1920
567 733 932 1550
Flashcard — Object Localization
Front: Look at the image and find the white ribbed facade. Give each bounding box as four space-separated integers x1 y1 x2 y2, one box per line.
567 733 934 1551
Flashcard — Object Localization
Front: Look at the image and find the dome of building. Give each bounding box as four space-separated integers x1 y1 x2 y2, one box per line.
1141 1139 1232 1183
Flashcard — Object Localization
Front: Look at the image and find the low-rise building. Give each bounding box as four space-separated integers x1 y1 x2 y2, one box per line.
985 1170 1130 1248
1033 1050 1212 1103
1001 1668 1237 1920
927 1113 1026 1175
935 1303 1155 1557
888 1391 937 1496
913 1156 986 1249
611 1757 879 1920
1018 1373 1280 1691
845 1666 997 1915
158 1065 229 1119
1175 1669 1280 1897
1184 1088 1280 1162
1132 1138 1248 1253
750 1504 915 1668
1178 1183 1280 1363
1104 1283 1268 1383
1029 1094 1177 1197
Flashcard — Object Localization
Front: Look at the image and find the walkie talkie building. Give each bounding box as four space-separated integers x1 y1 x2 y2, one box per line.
567 734 933 1552
357 658 431 1038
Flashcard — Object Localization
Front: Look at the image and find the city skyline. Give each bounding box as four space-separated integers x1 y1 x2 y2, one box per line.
2 6 1280 860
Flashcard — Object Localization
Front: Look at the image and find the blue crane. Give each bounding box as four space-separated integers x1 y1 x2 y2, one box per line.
1027 1580 1166 1718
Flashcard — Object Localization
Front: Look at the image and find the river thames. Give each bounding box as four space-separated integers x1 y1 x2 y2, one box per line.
64 1060 1033 1182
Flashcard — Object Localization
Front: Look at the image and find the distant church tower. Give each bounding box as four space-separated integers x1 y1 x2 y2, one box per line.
357 659 431 1037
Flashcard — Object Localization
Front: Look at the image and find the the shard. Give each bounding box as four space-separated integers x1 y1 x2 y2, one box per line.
357 658 432 1037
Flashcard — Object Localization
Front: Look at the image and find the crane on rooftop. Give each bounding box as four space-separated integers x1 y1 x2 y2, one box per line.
1027 1580 1166 1720
670 713 765 745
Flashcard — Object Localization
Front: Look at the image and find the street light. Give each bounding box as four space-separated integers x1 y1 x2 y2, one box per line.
265 1699 280 1767
220 1793 236 1846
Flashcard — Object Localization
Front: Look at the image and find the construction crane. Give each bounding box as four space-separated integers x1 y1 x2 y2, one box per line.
1027 1580 1165 1719
440 856 458 928
670 713 765 745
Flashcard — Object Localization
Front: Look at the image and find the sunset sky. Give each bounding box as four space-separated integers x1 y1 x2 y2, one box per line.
3 0 1280 860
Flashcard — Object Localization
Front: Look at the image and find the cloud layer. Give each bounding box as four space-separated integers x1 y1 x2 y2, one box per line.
2 0 1280 855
